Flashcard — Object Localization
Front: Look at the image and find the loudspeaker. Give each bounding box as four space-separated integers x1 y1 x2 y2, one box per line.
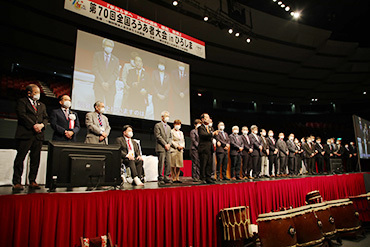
330 158 343 173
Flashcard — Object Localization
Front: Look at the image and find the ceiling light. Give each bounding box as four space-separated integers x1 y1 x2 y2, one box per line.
278 1 282 5
285 6 290 11
172 1 178 6
292 12 301 19
364 91 367 95
281 4 285 8
235 32 240 37
273 0 277 2
246 38 251 43
203 16 208 21
198 93 202 96
228 28 233 34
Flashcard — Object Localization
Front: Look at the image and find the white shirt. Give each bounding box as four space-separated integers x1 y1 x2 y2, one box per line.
159 71 165 85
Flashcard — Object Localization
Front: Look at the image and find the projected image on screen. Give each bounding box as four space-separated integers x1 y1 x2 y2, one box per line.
353 115 370 159
71 30 190 124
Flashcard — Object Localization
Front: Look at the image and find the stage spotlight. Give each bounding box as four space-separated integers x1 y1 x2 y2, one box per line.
273 0 277 2
364 91 367 95
228 28 233 34
203 16 209 21
278 1 282 5
292 12 301 19
198 93 202 97
172 1 178 6
246 38 251 43
235 32 240 37
285 6 290 11
281 4 285 8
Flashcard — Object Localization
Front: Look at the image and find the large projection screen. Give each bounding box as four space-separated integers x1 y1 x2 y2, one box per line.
353 115 370 159
71 30 190 124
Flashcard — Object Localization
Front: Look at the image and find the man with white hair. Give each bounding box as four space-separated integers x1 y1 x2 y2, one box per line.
229 125 244 180
154 111 172 185
249 125 263 178
92 38 120 112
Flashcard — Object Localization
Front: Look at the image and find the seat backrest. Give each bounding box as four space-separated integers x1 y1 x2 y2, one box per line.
80 233 115 247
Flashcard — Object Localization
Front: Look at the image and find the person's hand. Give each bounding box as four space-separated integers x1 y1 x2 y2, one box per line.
321 151 325 155
33 123 44 133
213 130 219 136
180 92 184 98
165 144 171 151
136 156 143 161
224 146 229 150
274 150 278 154
101 132 108 138
140 88 147 95
65 131 74 139
259 146 263 151
250 148 253 153
217 141 221 147
158 94 165 100
99 135 105 142
330 153 333 157
267 149 270 156
239 147 244 152
102 82 109 91
177 146 184 151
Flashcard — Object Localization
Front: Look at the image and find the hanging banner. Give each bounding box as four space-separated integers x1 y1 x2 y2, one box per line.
64 0 206 58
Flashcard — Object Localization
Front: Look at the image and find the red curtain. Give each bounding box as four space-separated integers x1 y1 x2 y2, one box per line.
0 173 366 247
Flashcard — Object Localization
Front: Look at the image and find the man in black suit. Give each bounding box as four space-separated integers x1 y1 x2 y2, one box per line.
323 139 334 173
315 137 325 174
198 113 219 184
152 59 170 118
277 132 289 176
116 125 144 186
171 62 189 114
50 95 80 142
343 143 352 172
302 137 316 174
241 126 253 179
12 84 48 191
287 133 298 176
349 142 358 172
190 119 201 182
267 130 278 177
230 126 243 180
215 122 230 181
249 125 263 178
92 38 120 112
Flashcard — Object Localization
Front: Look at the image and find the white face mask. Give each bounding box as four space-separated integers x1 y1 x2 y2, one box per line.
179 66 185 71
317 141 321 144
289 137 294 141
62 100 71 109
99 107 105 113
130 59 135 66
104 46 113 54
294 140 299 144
233 130 239 134
261 132 266 137
127 131 133 138
219 125 225 131
208 122 213 127
164 116 170 123
280 136 284 139
33 93 40 101
253 130 258 134
243 130 248 135
174 125 181 130
158 64 165 71
269 133 273 137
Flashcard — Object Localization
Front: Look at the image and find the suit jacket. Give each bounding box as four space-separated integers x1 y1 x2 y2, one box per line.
190 128 199 151
154 121 172 152
170 129 185 153
277 139 289 157
50 108 80 141
323 144 333 158
261 136 269 156
115 136 141 162
230 133 243 156
241 134 253 156
198 124 213 153
215 131 230 153
287 139 298 158
171 69 189 97
152 70 170 99
92 51 120 90
302 142 315 158
267 137 277 156
315 143 325 157
85 111 111 144
249 133 262 157
15 97 48 140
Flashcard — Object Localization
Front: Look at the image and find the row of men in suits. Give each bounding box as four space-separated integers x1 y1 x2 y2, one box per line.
189 121 359 181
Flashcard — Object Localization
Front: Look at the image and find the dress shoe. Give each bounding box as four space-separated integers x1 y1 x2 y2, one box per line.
223 178 230 181
133 176 144 186
12 184 24 191
158 180 165 186
238 177 244 180
193 178 200 182
231 177 236 181
206 179 215 184
29 182 41 190
164 179 172 184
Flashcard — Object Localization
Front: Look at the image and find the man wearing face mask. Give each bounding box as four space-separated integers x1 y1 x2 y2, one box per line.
116 125 144 186
277 133 289 176
259 129 270 177
302 137 316 175
266 130 278 177
324 139 334 173
154 111 172 185
50 95 80 142
171 62 189 114
230 126 243 180
315 137 325 174
12 84 48 191
198 113 219 184
190 119 201 182
215 122 230 181
241 126 253 179
152 59 170 118
92 38 120 112
249 125 263 178
287 133 298 176
85 101 111 144
208 118 217 180
349 142 358 172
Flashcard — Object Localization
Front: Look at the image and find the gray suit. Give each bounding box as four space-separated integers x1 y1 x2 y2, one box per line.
154 121 172 181
85 111 111 144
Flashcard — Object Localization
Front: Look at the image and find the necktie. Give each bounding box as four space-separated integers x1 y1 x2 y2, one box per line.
98 114 103 127
206 126 210 133
32 101 37 112
137 70 140 84
222 131 225 139
105 54 109 68
64 109 69 120
246 135 250 144
272 138 275 145
127 139 132 150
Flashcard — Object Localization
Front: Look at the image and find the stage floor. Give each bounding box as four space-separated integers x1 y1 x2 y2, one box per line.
0 172 367 247
0 172 358 195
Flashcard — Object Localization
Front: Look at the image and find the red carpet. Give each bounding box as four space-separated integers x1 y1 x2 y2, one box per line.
0 173 366 247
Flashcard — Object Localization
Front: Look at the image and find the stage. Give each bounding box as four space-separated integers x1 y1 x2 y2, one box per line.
0 173 368 247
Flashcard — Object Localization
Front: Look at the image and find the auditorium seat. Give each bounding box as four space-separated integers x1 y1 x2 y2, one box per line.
80 233 117 247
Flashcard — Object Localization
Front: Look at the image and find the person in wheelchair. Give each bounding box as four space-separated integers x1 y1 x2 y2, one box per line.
116 125 144 186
